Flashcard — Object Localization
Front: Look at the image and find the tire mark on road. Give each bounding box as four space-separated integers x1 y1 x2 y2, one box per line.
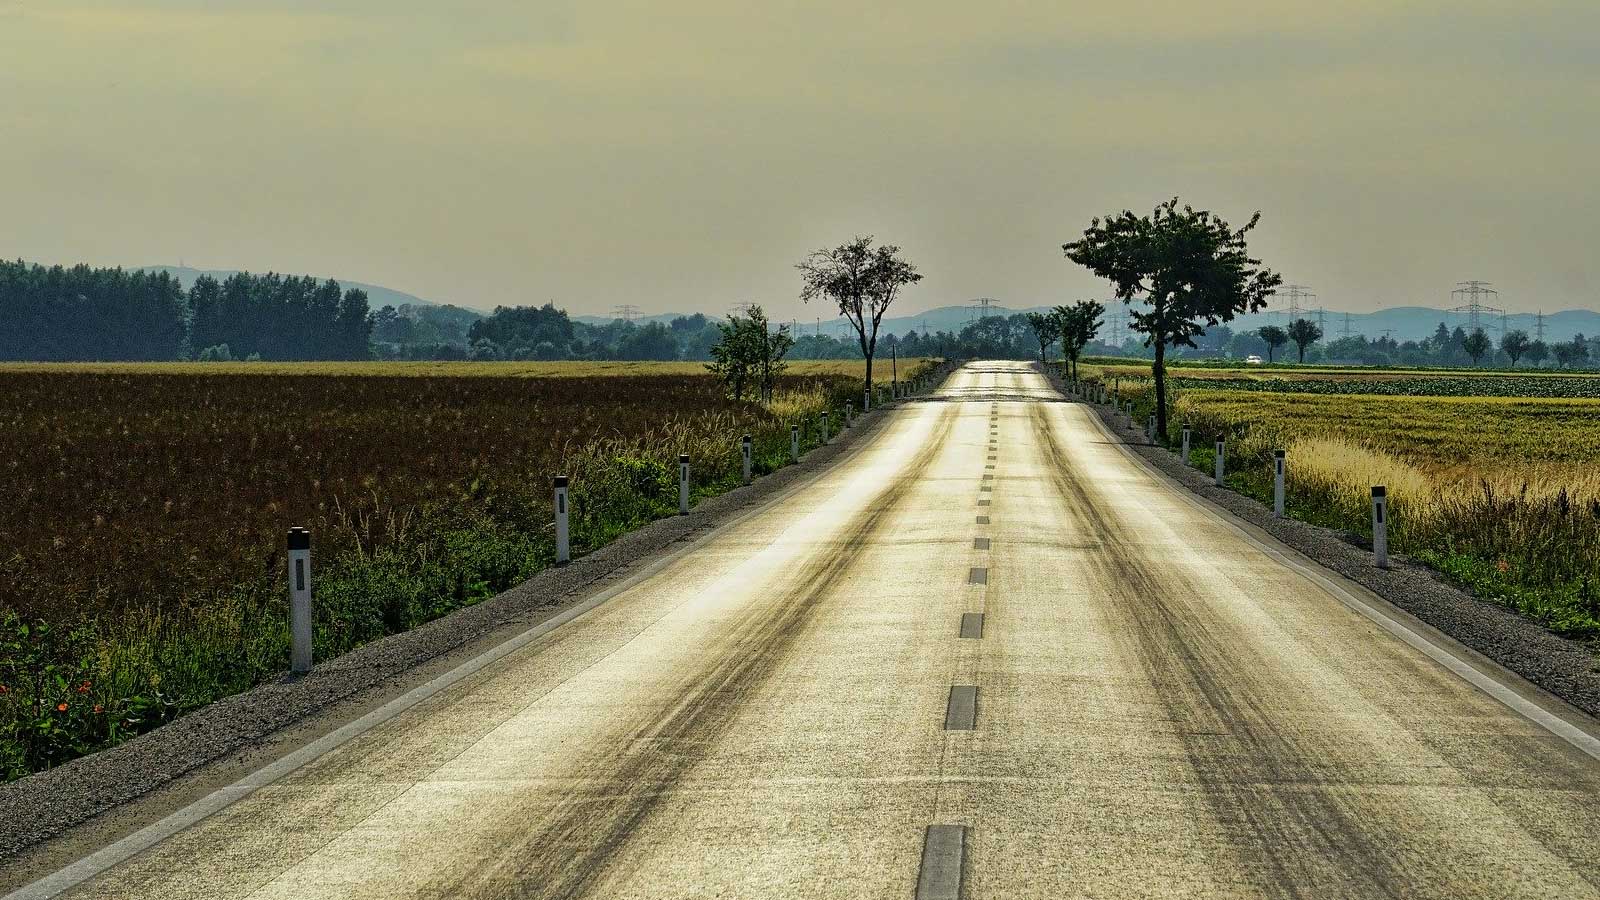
417 405 960 900
1029 404 1410 898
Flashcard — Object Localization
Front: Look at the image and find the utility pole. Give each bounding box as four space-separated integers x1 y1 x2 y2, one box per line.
1535 310 1547 342
1340 312 1355 340
1448 280 1502 337
612 304 640 322
1280 284 1315 323
966 297 997 323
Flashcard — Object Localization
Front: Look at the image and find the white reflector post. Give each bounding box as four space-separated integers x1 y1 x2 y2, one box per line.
791 424 800 462
1273 449 1286 518
679 454 690 515
1214 440 1225 487
1372 485 1389 568
1181 424 1191 463
553 476 570 564
741 434 752 485
287 527 312 675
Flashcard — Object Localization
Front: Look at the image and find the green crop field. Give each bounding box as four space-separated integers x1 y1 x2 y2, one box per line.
0 361 936 780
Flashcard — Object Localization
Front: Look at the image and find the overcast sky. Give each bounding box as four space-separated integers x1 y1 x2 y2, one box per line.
4 1 1596 318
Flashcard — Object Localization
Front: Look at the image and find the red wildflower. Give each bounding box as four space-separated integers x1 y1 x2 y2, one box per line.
56 702 68 712
93 704 104 714
77 680 92 694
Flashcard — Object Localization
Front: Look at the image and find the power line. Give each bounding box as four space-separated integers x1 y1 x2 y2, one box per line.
966 297 997 322
1535 310 1547 342
1340 312 1355 340
611 304 640 322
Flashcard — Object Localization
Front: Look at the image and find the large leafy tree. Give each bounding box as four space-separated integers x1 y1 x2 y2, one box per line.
1053 300 1104 381
798 236 922 410
1064 199 1280 438
1286 317 1323 363
1257 325 1288 362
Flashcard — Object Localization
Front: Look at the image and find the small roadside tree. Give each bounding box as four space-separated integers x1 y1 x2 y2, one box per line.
1064 199 1280 439
706 305 794 402
1462 328 1492 366
1286 318 1323 363
1054 300 1104 381
1257 325 1288 363
1025 312 1059 363
1500 329 1531 367
798 236 922 411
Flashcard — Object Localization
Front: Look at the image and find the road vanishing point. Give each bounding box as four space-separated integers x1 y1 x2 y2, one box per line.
13 361 1600 899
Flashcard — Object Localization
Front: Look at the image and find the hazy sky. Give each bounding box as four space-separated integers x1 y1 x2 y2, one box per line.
4 1 1597 318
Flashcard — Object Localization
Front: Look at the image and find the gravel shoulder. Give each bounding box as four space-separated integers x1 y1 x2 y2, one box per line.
0 367 955 881
1039 363 1600 725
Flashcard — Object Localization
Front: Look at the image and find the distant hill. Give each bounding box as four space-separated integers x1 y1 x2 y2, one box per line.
138 266 474 313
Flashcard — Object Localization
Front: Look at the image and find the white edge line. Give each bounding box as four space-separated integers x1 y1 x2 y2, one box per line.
8 404 908 900
1072 396 1600 762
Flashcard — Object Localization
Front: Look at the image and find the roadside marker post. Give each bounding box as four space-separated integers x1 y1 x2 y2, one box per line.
1181 424 1191 463
845 400 853 427
1147 415 1156 442
1214 441 1225 486
741 435 752 485
791 424 800 461
553 476 570 564
1372 486 1389 568
679 454 690 515
287 527 313 675
821 411 830 444
864 384 872 413
1273 450 1286 518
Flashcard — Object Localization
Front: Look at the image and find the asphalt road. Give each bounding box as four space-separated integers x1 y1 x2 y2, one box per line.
17 361 1600 898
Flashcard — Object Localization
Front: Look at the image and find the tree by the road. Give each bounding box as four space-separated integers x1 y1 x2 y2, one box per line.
1286 318 1322 363
1256 325 1288 362
1025 312 1059 363
1462 328 1492 366
1064 199 1280 440
798 236 922 410
707 305 793 402
1054 300 1104 381
1500 329 1531 367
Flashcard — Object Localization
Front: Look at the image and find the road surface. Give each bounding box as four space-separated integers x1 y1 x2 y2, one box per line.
16 361 1600 898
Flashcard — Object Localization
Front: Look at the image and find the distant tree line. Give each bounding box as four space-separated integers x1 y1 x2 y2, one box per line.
0 261 188 361
0 260 372 361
